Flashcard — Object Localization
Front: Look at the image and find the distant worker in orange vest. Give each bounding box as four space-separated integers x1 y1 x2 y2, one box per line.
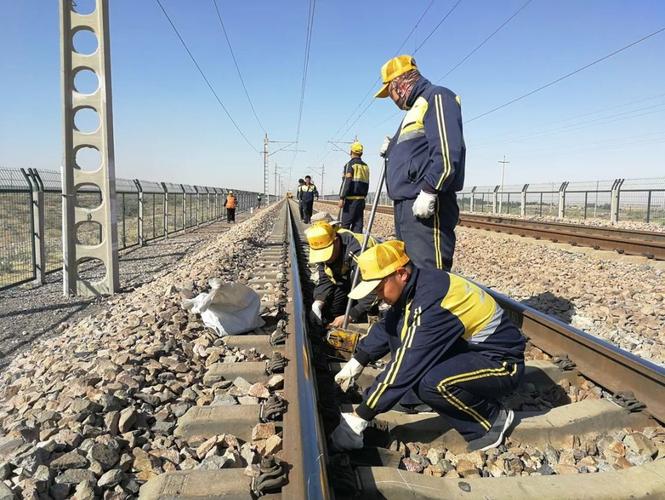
225 191 238 223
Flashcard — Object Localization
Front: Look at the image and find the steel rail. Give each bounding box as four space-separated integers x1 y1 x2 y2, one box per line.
282 200 331 499
460 213 665 260
316 200 665 259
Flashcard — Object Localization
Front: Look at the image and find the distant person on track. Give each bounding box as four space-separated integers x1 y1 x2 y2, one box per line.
299 175 319 224
331 241 525 452
225 191 237 223
257 193 262 208
376 55 465 271
296 178 306 222
338 141 370 233
306 221 378 328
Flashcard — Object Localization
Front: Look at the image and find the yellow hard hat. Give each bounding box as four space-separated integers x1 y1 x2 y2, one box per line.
375 55 418 99
305 222 337 264
350 141 363 154
348 240 410 299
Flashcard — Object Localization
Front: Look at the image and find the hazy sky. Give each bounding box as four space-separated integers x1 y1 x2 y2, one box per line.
1 0 664 194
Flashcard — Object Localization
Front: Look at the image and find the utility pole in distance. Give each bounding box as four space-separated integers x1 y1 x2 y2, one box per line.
264 133 303 202
498 155 510 214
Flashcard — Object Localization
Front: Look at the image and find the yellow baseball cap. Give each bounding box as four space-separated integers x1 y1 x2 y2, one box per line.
348 240 410 299
306 222 337 263
350 141 363 154
375 55 418 98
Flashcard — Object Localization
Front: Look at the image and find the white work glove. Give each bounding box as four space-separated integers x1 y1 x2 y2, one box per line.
379 136 391 158
330 413 368 451
334 358 364 392
310 300 324 325
412 190 437 219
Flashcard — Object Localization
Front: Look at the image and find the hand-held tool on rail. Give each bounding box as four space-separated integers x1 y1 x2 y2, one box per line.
326 156 388 361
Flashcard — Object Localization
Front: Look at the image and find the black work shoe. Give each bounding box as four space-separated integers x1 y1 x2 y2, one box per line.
392 403 435 414
466 408 514 452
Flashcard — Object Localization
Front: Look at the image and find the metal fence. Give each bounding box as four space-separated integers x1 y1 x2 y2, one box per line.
457 177 665 225
0 167 264 290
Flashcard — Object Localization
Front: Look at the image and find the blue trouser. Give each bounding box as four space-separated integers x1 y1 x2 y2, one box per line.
415 340 524 440
298 200 305 221
341 198 365 233
393 192 458 271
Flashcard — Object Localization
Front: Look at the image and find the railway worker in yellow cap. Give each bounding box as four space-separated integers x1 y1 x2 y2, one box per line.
375 55 466 271
306 221 378 329
331 241 525 452
338 141 370 233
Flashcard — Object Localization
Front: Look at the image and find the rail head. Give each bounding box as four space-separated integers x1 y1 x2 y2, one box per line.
283 200 331 499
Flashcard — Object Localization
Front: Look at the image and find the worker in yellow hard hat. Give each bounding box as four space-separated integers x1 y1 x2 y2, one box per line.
305 221 377 329
338 141 370 233
375 55 466 272
330 241 525 453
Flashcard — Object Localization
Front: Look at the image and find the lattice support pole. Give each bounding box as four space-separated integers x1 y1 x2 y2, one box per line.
60 0 119 296
520 184 529 217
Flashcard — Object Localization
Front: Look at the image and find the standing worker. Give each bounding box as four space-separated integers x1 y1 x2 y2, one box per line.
225 190 237 223
306 221 378 328
331 241 525 452
257 193 262 208
338 141 370 233
296 178 306 222
376 55 465 271
299 175 319 224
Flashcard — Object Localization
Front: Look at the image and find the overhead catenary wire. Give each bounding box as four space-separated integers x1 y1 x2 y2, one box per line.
466 25 665 123
211 0 266 133
374 0 534 128
329 0 436 141
334 0 464 141
154 0 259 153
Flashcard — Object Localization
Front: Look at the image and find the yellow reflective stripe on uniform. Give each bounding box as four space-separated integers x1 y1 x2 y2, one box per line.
437 383 491 430
346 195 365 200
352 163 370 182
440 275 497 339
434 94 452 191
440 366 509 386
367 301 413 409
433 199 443 269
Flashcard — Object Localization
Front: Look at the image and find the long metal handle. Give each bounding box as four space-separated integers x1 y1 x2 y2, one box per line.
337 176 348 221
341 158 387 329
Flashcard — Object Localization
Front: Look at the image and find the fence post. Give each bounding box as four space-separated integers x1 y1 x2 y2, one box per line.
133 179 144 246
161 182 169 238
646 190 652 223
22 169 46 285
469 186 476 213
520 184 529 217
583 191 588 220
558 182 569 219
492 186 499 214
194 186 200 227
610 178 624 224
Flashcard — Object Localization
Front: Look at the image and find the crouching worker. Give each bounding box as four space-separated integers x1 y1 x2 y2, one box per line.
305 221 377 329
331 240 526 452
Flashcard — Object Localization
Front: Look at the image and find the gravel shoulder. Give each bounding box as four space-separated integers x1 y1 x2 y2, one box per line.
0 213 253 369
315 203 665 366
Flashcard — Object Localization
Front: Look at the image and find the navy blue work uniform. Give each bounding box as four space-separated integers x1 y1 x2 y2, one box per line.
299 183 319 223
340 157 370 233
353 267 525 441
384 76 465 271
313 230 378 323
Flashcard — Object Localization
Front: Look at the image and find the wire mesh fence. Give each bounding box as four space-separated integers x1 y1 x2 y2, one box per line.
457 177 665 225
0 167 263 290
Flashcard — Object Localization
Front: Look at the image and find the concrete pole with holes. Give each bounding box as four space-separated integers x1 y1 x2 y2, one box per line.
60 0 119 296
